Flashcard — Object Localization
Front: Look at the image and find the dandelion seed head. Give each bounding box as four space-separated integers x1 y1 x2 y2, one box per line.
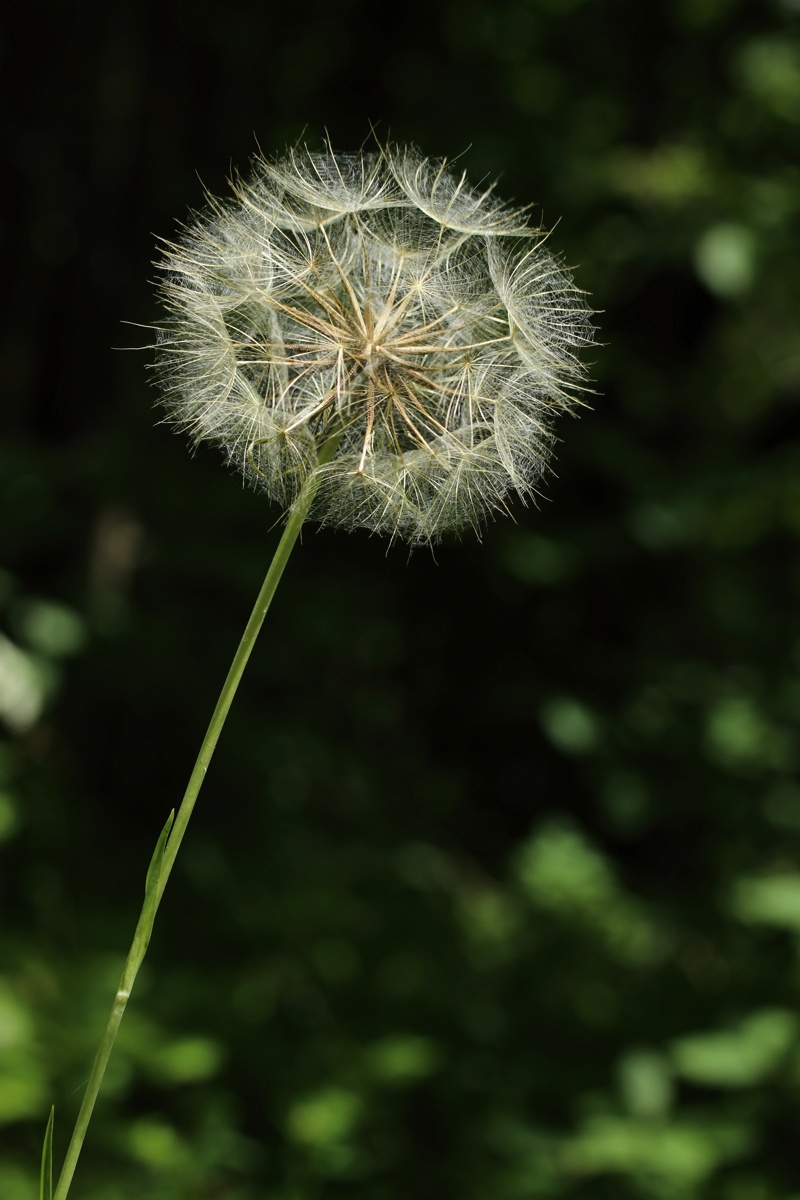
154 141 594 543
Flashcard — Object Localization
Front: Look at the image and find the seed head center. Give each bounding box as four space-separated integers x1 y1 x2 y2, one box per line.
361 339 384 373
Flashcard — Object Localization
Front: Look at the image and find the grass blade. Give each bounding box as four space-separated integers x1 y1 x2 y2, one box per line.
40 1107 54 1200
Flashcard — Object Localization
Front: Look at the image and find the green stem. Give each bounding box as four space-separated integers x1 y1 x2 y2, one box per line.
52 438 339 1200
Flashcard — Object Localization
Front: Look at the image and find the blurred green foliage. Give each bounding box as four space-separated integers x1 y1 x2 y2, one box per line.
2 0 800 1196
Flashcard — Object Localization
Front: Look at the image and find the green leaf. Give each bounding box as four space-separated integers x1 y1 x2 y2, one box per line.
133 810 175 966
671 1009 798 1087
120 809 176 992
145 810 175 900
40 1107 54 1200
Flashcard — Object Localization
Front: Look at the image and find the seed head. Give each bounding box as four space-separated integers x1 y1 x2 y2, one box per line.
154 141 594 543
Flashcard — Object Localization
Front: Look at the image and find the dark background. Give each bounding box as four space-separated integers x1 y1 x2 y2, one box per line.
2 1 800 1197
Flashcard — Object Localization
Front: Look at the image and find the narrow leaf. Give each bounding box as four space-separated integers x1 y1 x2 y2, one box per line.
130 809 175 965
144 809 175 900
40 1106 54 1200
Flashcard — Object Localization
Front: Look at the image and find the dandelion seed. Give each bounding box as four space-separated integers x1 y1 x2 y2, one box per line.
154 141 594 543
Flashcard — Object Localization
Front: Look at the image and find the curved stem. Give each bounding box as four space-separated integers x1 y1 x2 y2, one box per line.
155 446 332 904
52 436 339 1200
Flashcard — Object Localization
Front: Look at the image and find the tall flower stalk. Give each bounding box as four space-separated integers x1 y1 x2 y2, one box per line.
42 140 593 1198
46 435 339 1200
